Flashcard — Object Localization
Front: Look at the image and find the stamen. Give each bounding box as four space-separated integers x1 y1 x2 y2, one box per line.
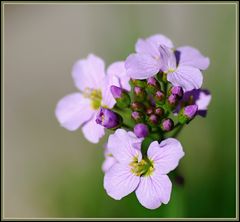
167 68 175 73
130 157 154 177
83 88 102 110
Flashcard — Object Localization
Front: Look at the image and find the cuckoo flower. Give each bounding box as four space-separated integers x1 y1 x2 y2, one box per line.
104 129 184 210
55 54 130 143
158 45 209 92
125 34 210 92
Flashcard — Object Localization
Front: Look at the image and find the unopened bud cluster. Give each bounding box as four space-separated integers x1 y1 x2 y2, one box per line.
96 75 198 139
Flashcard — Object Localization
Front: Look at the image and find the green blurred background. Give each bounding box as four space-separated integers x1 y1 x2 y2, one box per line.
4 3 237 218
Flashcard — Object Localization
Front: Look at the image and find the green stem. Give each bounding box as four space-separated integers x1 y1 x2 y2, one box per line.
163 81 168 96
172 123 184 138
174 122 181 129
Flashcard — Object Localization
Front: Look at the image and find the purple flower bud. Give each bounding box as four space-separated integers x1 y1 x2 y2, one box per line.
96 107 122 129
154 90 165 104
146 107 154 115
178 105 198 124
167 94 178 106
147 77 158 86
110 85 123 99
171 86 183 98
134 123 149 138
155 107 164 117
110 85 130 108
184 105 198 119
134 86 142 95
146 77 160 93
131 111 144 122
131 102 144 111
161 118 174 132
148 114 159 125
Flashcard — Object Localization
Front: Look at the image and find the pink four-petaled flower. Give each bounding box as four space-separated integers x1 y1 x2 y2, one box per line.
125 34 210 92
104 129 185 209
55 54 130 143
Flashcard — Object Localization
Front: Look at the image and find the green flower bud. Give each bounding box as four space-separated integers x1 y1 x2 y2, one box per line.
131 79 146 87
134 86 147 102
131 102 145 112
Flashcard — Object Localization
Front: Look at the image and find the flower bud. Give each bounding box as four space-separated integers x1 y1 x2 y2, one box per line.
161 118 174 132
184 105 198 118
146 77 160 93
155 107 164 117
167 94 178 107
147 95 156 106
170 86 183 98
178 105 198 124
96 107 122 129
134 86 146 101
154 90 165 105
110 85 130 108
110 85 122 99
131 111 144 123
147 114 159 126
131 102 144 112
134 123 149 138
131 79 146 87
146 107 154 115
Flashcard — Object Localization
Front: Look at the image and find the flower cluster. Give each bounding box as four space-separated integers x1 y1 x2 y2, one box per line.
55 34 211 210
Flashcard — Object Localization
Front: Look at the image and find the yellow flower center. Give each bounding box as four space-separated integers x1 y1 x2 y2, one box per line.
130 157 154 177
167 68 175 73
83 88 102 110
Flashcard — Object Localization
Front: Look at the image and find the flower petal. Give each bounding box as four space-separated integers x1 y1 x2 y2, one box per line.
147 34 174 49
135 174 172 209
72 54 106 91
167 65 203 92
159 45 177 72
102 143 117 172
107 129 143 164
101 77 116 108
125 53 161 79
82 113 105 143
101 61 130 108
55 93 94 131
196 90 212 111
104 163 140 200
102 156 117 172
107 61 131 91
135 34 174 58
135 34 173 57
148 139 184 175
177 46 210 70
135 39 159 58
